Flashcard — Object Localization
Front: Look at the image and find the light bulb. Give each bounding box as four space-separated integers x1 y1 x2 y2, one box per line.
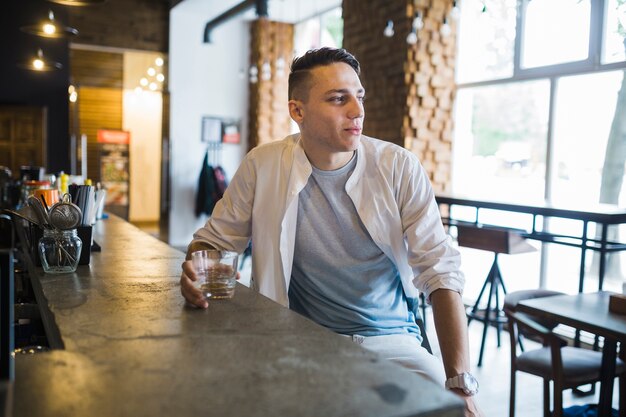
155 57 164 67
450 1 460 20
43 23 56 35
147 67 156 76
413 12 424 31
68 85 75 94
440 18 451 37
149 82 157 91
156 73 165 82
69 92 77 103
140 77 148 86
406 30 418 45
261 61 271 81
383 20 394 37
275 56 285 77
249 65 258 84
33 59 44 70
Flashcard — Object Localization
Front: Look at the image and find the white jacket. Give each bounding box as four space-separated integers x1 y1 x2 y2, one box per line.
191 134 464 307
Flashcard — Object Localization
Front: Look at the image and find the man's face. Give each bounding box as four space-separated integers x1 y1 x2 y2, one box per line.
290 62 365 155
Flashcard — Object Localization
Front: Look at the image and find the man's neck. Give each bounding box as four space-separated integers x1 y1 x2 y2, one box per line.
299 138 355 171
306 149 355 171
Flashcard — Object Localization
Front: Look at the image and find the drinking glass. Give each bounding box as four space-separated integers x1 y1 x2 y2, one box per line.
191 250 239 299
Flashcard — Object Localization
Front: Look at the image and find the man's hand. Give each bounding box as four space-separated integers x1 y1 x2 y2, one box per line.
456 393 484 417
180 260 209 309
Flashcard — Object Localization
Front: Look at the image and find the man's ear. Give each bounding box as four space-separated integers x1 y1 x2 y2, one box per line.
288 99 304 123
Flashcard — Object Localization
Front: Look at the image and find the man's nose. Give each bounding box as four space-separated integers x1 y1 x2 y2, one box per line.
347 97 364 119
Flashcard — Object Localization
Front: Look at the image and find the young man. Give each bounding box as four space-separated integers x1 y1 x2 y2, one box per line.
181 47 482 417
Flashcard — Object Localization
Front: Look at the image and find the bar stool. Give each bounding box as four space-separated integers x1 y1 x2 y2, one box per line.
456 224 536 367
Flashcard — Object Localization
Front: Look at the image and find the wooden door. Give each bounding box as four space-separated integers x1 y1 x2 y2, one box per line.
0 106 45 178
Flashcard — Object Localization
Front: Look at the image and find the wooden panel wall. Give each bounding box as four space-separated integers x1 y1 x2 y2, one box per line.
0 106 45 178
70 49 124 89
67 0 169 52
70 48 124 182
77 87 123 182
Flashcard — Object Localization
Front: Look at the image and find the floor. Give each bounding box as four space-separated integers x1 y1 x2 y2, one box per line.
134 220 620 416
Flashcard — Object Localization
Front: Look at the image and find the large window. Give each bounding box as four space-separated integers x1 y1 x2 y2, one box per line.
453 0 626 293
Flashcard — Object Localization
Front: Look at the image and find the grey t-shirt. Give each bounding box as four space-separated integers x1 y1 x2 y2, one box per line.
288 153 420 337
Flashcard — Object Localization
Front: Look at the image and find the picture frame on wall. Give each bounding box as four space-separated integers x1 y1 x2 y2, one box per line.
222 119 241 144
201 116 222 143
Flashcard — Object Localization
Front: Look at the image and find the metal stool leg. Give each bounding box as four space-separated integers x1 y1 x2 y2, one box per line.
470 253 508 367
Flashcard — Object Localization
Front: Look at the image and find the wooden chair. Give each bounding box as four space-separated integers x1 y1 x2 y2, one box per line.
505 308 625 417
504 289 566 351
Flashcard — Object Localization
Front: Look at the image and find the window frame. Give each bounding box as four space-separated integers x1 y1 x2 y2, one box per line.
453 0 626 288
455 0 626 203
459 0 626 90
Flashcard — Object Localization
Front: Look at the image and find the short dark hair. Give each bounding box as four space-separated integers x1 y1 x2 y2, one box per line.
288 47 361 101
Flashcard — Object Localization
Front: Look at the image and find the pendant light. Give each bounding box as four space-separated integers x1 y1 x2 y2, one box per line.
383 20 395 38
17 49 63 72
20 10 78 39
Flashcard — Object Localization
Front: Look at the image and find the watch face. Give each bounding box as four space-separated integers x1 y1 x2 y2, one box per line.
462 373 479 394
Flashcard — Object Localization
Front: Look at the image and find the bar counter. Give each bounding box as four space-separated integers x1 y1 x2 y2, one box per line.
12 215 463 417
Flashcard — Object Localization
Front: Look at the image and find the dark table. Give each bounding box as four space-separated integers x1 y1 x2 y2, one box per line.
517 291 626 416
9 215 464 417
436 194 626 292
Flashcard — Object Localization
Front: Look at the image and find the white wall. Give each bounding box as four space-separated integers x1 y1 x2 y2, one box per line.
169 0 252 247
122 51 165 222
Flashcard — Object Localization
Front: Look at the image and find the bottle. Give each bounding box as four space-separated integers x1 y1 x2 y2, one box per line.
38 229 82 274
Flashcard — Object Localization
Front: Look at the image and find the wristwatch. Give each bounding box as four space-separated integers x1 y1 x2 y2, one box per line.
445 372 479 396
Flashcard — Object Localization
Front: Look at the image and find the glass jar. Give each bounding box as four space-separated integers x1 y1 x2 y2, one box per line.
38 229 82 274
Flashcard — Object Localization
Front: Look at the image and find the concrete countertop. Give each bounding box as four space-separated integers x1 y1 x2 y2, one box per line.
12 215 463 417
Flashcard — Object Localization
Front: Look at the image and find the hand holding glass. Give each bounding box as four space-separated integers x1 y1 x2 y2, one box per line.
191 250 239 300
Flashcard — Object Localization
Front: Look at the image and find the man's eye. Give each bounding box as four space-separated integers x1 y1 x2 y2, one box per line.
330 96 345 103
358 96 366 102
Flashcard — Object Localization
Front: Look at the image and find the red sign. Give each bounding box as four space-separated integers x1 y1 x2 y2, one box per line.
97 130 130 144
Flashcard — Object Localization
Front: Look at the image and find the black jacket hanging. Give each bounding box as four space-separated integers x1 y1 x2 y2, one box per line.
195 153 219 217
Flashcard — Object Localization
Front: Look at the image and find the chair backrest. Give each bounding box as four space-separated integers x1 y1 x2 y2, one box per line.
504 289 565 338
506 310 567 380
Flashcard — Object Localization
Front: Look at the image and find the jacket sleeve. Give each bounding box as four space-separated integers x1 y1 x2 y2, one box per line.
189 153 256 254
397 155 465 301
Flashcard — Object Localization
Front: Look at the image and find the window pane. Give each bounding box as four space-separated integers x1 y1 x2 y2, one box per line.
550 70 625 206
549 70 626 288
602 0 626 64
321 7 343 48
456 0 516 83
521 0 590 68
452 81 550 201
